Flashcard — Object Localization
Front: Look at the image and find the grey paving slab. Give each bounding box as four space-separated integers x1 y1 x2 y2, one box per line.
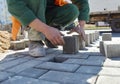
35 62 80 72
76 66 102 75
0 57 30 70
39 71 97 84
104 41 120 57
99 67 120 76
19 68 48 78
1 76 60 84
0 71 14 82
57 53 89 59
81 56 106 66
63 58 85 65
6 60 43 74
103 58 120 67
96 76 120 84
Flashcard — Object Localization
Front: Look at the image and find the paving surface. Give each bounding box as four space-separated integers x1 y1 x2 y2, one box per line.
0 31 120 84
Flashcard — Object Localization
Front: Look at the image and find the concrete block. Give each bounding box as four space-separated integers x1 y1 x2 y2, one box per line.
63 36 79 54
35 62 79 72
104 41 120 57
22 39 30 47
10 40 25 50
89 33 94 44
102 33 112 41
95 31 99 40
39 71 97 84
73 35 86 50
93 32 96 42
17 35 24 40
99 41 105 55
85 33 90 46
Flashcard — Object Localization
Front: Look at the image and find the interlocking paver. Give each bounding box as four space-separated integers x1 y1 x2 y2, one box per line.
0 71 14 82
19 68 48 78
96 76 120 84
57 53 89 59
39 71 97 84
6 60 43 74
0 57 30 71
76 66 102 75
35 62 80 72
1 76 60 84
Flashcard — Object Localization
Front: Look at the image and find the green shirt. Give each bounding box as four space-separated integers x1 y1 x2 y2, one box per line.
7 0 89 26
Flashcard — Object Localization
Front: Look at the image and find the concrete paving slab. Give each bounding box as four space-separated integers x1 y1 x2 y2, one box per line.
0 71 14 82
1 76 60 84
19 68 48 78
39 71 97 84
35 62 79 72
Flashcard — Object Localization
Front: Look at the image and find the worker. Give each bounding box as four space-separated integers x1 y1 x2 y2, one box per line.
7 0 89 57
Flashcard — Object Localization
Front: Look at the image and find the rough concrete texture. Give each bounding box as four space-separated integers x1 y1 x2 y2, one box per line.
99 41 105 55
102 33 112 41
73 35 86 50
85 33 90 46
104 41 120 57
10 40 25 50
63 36 79 54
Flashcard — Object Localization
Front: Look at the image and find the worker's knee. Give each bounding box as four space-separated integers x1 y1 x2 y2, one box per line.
65 4 79 20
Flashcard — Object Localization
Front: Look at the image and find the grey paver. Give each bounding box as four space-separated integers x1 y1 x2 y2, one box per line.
39 71 97 84
57 53 89 59
81 56 106 66
19 68 48 78
1 76 60 84
0 71 14 82
104 41 120 57
76 66 102 75
0 57 30 70
6 60 43 74
96 76 120 84
35 62 79 72
63 58 85 65
99 41 105 55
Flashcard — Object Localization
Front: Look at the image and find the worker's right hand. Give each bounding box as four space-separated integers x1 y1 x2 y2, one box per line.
44 27 65 46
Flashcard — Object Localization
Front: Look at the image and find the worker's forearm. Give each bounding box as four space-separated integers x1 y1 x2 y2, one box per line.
29 18 49 34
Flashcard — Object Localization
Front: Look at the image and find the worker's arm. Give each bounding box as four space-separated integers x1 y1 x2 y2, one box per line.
7 0 64 45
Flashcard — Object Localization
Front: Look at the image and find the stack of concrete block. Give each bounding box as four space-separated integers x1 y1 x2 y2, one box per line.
73 35 86 50
63 36 79 54
100 33 112 55
104 41 120 58
89 33 94 44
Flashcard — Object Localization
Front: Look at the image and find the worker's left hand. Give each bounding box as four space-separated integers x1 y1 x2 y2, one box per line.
67 25 86 41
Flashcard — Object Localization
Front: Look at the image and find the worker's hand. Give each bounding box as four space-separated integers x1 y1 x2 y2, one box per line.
44 27 65 46
67 25 86 41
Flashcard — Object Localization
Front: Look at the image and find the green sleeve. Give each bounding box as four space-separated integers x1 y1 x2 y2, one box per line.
7 0 36 26
72 0 90 21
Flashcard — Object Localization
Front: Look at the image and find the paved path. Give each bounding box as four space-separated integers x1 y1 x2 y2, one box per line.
0 32 120 84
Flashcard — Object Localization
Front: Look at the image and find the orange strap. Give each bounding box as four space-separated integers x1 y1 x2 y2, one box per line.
55 0 68 6
11 16 21 41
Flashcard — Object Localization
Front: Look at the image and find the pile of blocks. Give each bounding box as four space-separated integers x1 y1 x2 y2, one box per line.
100 33 120 58
63 31 99 54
